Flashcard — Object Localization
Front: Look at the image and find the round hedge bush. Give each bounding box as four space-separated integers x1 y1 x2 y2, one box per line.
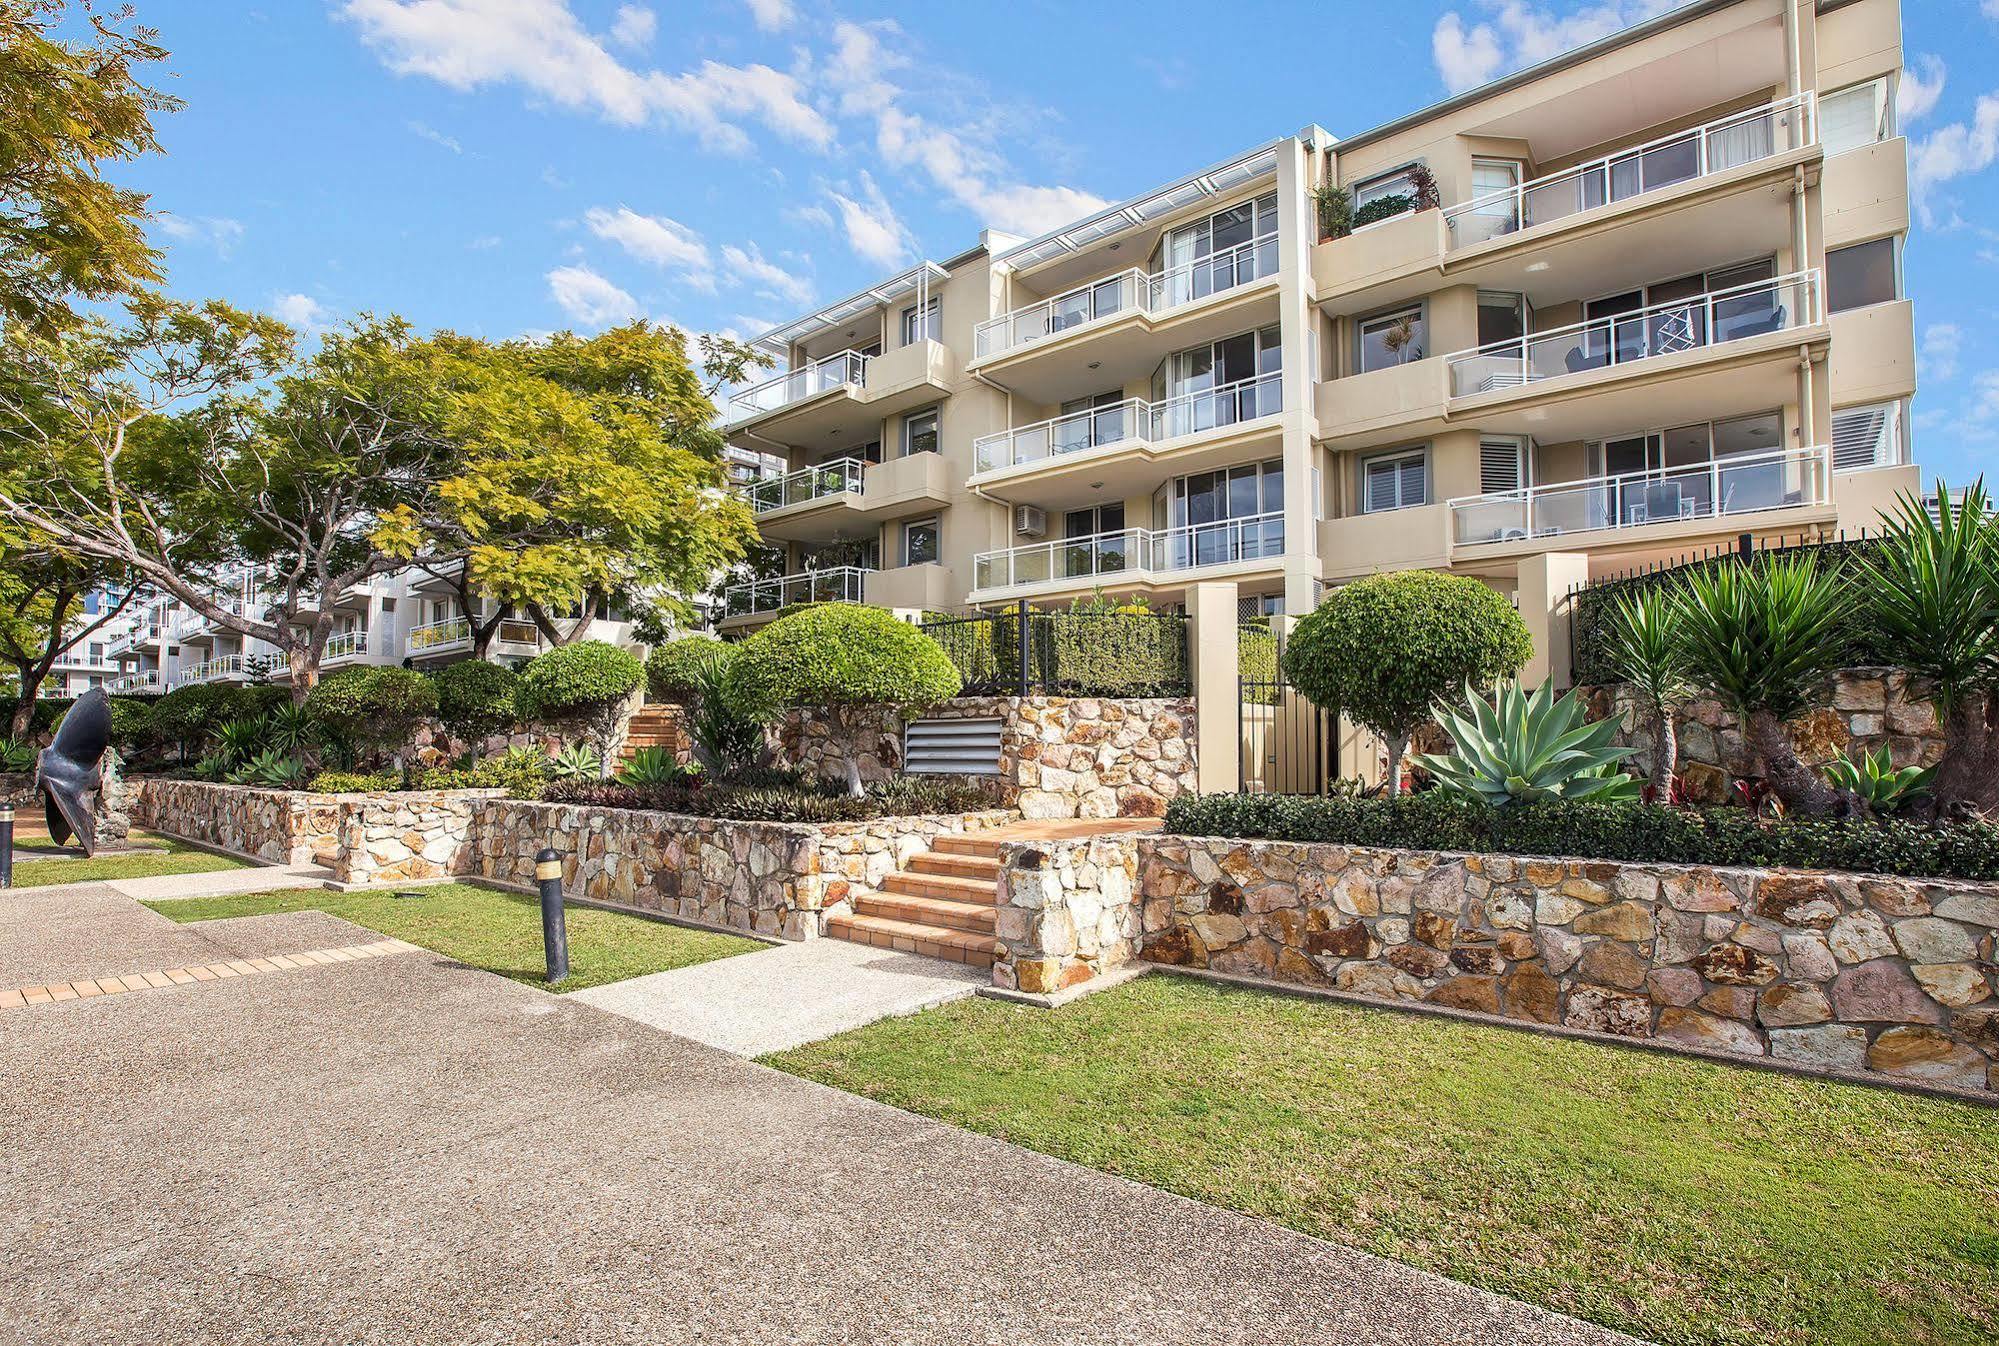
645 635 731 703
305 665 438 751
728 603 960 716
431 659 520 739
515 640 644 722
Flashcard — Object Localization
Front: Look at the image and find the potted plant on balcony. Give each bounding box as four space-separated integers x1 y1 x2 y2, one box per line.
1313 184 1354 241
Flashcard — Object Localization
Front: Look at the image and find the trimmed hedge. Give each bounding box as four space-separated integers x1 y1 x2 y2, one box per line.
644 635 731 702
1163 792 1999 883
306 666 438 749
730 603 959 715
150 682 287 749
1037 607 1187 697
516 640 643 721
431 659 520 740
541 774 990 823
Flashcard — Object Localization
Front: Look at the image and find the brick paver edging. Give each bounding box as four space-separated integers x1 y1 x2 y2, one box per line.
0 938 421 1009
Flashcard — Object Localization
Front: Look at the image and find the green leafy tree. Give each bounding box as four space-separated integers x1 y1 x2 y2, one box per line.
304 665 437 772
0 1 179 336
645 634 730 703
0 529 135 734
431 658 520 742
1674 554 1853 816
727 604 961 797
1283 571 1532 796
514 640 643 774
1600 587 1694 795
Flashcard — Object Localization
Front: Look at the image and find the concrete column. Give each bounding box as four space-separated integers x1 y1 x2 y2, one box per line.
1187 580 1240 795
1517 552 1591 690
1276 132 1327 618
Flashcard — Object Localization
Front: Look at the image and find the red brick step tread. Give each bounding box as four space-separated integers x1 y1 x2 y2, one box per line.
825 912 996 967
852 890 996 934
880 871 999 903
906 852 1001 880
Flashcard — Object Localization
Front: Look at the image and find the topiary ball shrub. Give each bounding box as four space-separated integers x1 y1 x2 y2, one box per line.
645 635 731 703
305 665 439 768
728 603 960 797
516 640 644 722
1284 570 1532 796
431 659 520 741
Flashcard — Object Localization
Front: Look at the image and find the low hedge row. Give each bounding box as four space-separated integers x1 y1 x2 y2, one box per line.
1164 793 1999 883
541 774 992 823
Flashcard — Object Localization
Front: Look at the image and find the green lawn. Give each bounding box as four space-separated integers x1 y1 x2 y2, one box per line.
146 882 762 992
8 831 249 888
767 974 1999 1346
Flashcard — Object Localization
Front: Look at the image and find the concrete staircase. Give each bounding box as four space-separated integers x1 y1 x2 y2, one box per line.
825 833 1003 967
618 704 686 766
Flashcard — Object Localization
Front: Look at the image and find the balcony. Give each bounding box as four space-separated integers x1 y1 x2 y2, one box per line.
722 340 953 445
1447 446 1832 554
720 566 872 622
970 512 1284 600
746 457 865 513
109 671 161 695
175 654 254 688
323 630 370 665
172 598 247 644
404 616 542 661
746 453 951 544
970 235 1280 404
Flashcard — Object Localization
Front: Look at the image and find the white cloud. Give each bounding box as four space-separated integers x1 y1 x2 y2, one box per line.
339 0 829 152
271 293 329 330
827 173 914 269
154 213 245 258
1911 92 1999 218
1430 1 1686 94
720 242 812 306
585 205 714 290
819 21 1107 239
744 0 794 32
406 119 462 152
546 264 638 326
1899 56 1946 124
468 233 502 249
1921 323 1963 382
1986 1 1999 20
610 4 654 48
786 203 834 230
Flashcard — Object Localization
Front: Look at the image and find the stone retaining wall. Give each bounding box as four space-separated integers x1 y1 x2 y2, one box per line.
778 696 1197 820
1134 836 1999 1093
132 779 342 865
1 772 36 808
335 789 502 884
992 834 1142 994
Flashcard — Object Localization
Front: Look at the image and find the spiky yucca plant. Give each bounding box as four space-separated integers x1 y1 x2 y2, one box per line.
1416 680 1638 807
1600 587 1693 795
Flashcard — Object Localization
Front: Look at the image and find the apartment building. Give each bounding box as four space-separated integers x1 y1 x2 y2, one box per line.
720 0 1916 683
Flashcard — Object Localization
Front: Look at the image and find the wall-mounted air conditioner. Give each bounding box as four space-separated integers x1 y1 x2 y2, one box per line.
1014 505 1047 538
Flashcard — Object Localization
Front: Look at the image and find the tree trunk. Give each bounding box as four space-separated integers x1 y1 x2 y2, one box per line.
1931 689 1994 817
831 705 866 798
1746 709 1841 817
286 646 316 705
1650 706 1678 796
1382 729 1410 798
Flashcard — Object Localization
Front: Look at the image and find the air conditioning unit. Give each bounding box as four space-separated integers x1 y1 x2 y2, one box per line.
1014 505 1047 538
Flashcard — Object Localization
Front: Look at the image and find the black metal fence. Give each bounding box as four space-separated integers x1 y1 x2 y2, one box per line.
920 602 1190 697
1238 672 1336 795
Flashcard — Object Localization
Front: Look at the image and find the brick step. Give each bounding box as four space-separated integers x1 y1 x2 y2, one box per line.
930 833 1005 860
881 871 998 903
852 890 996 934
906 851 1001 881
825 912 996 967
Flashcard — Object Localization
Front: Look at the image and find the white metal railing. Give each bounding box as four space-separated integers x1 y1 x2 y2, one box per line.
1446 271 1819 398
724 566 872 618
1443 93 1816 248
745 457 868 513
110 671 160 694
727 349 870 421
170 597 246 639
973 373 1284 474
972 232 1279 360
405 616 471 655
176 654 247 688
324 630 369 662
1448 446 1832 547
973 511 1284 591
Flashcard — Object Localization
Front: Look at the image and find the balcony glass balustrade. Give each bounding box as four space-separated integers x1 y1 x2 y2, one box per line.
723 566 872 618
745 457 868 513
973 511 1283 591
973 372 1284 474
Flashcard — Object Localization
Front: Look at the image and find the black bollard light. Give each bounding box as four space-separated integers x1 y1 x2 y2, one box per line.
0 804 12 890
536 847 569 984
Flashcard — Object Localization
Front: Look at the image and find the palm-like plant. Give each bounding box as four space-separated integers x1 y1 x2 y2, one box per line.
1674 554 1852 816
1824 744 1935 815
1416 680 1639 807
212 716 267 769
1600 587 1693 795
264 702 320 756
1859 480 1999 814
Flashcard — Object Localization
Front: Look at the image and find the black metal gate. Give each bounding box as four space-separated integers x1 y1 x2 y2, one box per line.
1238 672 1337 795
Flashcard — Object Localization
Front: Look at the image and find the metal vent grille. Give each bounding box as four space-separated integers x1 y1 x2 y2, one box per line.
903 717 1003 776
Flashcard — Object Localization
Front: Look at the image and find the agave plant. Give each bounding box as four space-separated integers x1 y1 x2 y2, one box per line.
192 753 233 782
228 748 309 788
1416 680 1639 808
1824 744 1936 815
264 702 320 756
546 743 601 779
0 737 34 773
615 746 683 788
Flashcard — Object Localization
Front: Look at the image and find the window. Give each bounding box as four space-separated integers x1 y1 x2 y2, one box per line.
1064 502 1125 539
88 642 105 663
1832 400 1907 470
1363 450 1427 513
1477 292 1525 347
1238 593 1283 620
899 296 939 345
381 597 396 612
1479 438 1525 494
1820 78 1891 156
1352 168 1416 213
1827 238 1899 312
901 517 940 567
1357 305 1425 373
1155 192 1280 304
901 407 940 457
1166 460 1283 566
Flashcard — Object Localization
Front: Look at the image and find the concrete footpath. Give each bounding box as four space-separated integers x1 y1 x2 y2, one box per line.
0 887 1644 1346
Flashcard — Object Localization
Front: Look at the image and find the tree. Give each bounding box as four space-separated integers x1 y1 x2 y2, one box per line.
1282 570 1532 797
304 665 437 773
0 304 448 700
1860 482 1999 816
1 1 178 336
432 658 520 743
726 603 961 797
372 324 763 648
645 634 730 703
0 532 134 735
1674 554 1853 817
514 640 643 774
1600 587 1694 797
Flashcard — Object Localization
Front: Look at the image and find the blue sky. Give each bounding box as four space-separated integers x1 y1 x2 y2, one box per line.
125 1 1997 485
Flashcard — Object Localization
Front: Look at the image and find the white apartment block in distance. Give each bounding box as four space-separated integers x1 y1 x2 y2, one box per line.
719 0 1916 684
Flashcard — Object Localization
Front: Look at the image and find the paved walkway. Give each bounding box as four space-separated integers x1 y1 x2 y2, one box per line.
574 936 988 1055
0 886 1643 1345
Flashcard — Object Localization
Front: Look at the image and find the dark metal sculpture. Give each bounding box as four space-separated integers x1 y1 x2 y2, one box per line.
35 686 112 856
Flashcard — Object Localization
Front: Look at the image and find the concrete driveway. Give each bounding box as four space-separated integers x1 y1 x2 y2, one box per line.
0 885 1642 1346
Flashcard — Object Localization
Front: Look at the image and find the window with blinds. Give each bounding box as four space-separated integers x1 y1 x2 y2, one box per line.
1364 452 1427 512
1819 79 1890 157
1831 401 1902 471
1479 439 1524 494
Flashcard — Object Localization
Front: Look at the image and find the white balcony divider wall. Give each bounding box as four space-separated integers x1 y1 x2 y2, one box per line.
1441 93 1816 248
1445 271 1820 396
